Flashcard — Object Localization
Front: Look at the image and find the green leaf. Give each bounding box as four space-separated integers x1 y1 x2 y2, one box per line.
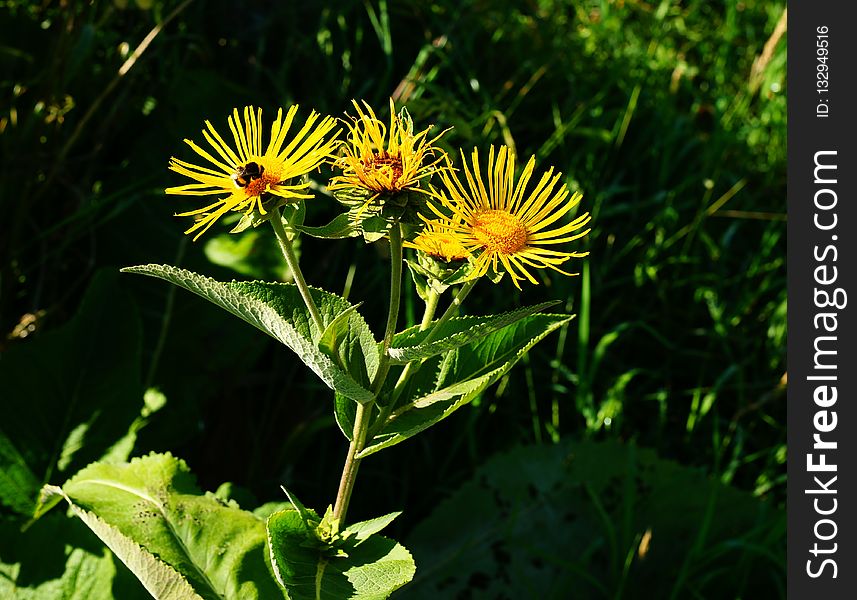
41 488 203 600
121 265 379 404
360 216 390 243
279 486 315 533
334 392 357 441
0 271 142 516
0 512 149 599
359 314 573 457
267 509 415 600
204 230 290 281
405 440 786 599
296 213 360 239
41 452 285 600
344 512 402 545
318 303 372 389
388 302 559 363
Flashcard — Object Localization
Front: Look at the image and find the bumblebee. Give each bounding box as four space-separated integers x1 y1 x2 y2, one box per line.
231 162 265 188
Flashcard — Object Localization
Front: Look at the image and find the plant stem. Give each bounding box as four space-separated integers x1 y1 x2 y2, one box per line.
377 277 478 428
270 206 325 332
384 288 440 409
419 289 442 330
422 278 478 345
372 222 405 391
332 222 404 525
332 401 370 525
368 288 440 436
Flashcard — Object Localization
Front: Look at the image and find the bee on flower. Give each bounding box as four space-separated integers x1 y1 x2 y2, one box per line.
423 145 592 289
166 105 339 240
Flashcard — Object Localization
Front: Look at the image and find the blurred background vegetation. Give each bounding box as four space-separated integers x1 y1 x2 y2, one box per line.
1 0 786 598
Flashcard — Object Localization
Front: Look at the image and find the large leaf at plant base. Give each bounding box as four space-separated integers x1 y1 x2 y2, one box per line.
387 301 559 363
358 314 573 457
0 270 142 516
266 509 415 600
121 264 379 403
40 452 285 600
405 440 786 599
0 513 149 599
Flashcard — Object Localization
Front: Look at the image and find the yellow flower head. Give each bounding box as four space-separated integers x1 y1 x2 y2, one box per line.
427 145 591 289
329 99 448 200
166 105 339 240
404 222 471 263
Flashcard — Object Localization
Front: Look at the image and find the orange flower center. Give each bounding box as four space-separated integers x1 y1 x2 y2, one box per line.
232 161 282 197
363 151 404 187
471 209 529 254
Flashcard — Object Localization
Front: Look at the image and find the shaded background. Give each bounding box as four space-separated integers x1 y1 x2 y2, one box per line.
0 0 786 598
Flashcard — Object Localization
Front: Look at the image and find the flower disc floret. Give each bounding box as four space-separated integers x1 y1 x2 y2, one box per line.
166 105 339 240
426 145 592 288
329 99 448 201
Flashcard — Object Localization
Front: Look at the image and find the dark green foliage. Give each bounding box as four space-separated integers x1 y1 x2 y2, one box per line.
1 0 786 597
406 439 785 599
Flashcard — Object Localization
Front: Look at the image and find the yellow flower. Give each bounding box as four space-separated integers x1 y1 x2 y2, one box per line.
404 222 471 262
427 145 591 288
328 99 448 201
166 105 339 240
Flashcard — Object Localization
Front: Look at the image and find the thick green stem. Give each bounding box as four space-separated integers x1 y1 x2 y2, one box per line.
331 401 371 525
270 207 325 332
332 222 404 525
371 222 405 391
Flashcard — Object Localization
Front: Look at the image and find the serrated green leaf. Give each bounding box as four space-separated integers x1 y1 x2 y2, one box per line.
121 265 378 404
42 452 285 600
296 213 360 239
0 271 142 516
267 509 415 600
359 314 573 457
388 302 560 363
41 486 203 600
0 512 149 600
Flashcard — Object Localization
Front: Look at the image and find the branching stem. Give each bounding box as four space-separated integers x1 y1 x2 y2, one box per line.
332 222 404 525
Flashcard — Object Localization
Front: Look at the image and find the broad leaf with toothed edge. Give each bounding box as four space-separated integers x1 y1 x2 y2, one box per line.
358 313 574 457
39 452 284 600
266 509 415 600
121 264 379 403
